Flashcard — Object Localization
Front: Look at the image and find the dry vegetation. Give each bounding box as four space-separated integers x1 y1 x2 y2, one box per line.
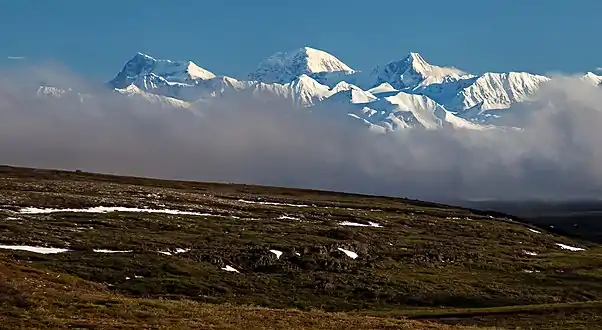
0 255 472 329
0 165 601 329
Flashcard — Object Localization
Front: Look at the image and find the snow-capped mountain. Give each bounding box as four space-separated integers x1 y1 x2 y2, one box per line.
327 81 378 104
582 72 602 85
318 90 484 131
366 52 473 91
248 46 356 85
34 46 602 132
115 84 192 108
36 86 93 103
109 52 216 91
424 72 551 114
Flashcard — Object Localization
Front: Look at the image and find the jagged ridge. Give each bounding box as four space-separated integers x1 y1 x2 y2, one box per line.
38 47 602 131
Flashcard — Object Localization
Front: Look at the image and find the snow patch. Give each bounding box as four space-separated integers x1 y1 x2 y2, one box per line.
523 251 538 256
278 215 300 220
221 265 240 273
238 199 310 207
339 221 382 228
528 228 542 234
157 248 190 256
93 249 133 253
19 206 223 217
337 247 358 259
269 249 283 259
556 243 585 251
0 245 69 254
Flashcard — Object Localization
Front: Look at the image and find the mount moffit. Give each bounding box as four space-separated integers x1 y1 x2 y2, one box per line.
48 46 602 131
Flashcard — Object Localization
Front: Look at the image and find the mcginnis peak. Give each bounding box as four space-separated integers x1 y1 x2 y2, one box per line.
248 46 356 84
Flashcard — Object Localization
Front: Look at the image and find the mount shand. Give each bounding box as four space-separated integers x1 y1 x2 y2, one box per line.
41 46 602 131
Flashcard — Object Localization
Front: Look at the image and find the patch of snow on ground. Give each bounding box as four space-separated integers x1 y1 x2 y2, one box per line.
528 228 542 234
278 215 300 220
556 243 585 251
157 248 190 256
337 247 358 259
523 251 538 256
0 245 69 254
93 249 133 253
238 199 311 207
339 221 382 228
19 206 222 217
269 249 283 259
221 265 240 273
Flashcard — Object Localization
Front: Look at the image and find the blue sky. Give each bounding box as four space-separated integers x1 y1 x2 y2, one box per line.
1 0 600 80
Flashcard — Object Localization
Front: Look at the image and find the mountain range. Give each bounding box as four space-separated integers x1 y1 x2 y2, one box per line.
40 46 602 131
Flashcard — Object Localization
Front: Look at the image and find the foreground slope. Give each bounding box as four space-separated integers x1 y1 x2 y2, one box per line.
2 256 466 330
1 166 601 329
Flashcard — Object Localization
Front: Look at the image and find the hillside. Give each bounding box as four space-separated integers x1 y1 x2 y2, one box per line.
1 166 601 329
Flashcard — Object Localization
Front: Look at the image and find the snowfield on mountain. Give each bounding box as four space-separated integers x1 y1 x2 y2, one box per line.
32 45 602 132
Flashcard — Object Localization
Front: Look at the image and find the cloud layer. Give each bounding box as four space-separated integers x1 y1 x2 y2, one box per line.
1 65 602 203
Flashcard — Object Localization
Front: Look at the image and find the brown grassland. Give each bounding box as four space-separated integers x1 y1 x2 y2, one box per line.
0 166 601 329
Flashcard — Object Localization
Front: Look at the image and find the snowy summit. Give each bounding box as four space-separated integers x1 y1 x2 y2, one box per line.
248 46 356 84
109 52 216 90
34 45 602 132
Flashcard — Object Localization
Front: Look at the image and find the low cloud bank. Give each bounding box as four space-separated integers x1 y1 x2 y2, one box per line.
1 66 602 202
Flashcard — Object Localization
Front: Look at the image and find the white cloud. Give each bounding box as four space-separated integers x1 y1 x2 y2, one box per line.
7 56 25 60
2 66 602 202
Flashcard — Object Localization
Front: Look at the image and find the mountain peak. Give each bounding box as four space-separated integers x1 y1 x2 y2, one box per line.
109 53 216 89
582 72 602 85
248 46 355 84
133 52 155 60
295 46 354 72
368 52 471 90
403 52 431 71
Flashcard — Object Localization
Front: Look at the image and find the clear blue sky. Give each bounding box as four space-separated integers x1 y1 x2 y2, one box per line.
1 0 600 80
